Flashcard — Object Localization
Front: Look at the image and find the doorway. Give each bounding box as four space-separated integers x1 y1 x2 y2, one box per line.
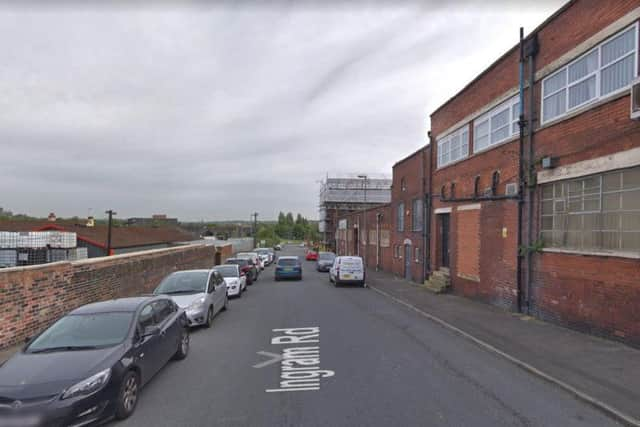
353 227 359 256
439 214 450 268
404 244 412 280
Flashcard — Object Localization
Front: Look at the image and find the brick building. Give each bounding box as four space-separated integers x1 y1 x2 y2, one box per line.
390 146 430 282
429 0 640 344
333 0 640 347
334 204 393 273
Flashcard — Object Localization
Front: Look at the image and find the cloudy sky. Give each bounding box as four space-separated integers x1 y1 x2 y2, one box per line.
0 1 563 221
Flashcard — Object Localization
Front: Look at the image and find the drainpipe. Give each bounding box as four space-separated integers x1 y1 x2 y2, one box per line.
376 212 381 271
426 132 433 277
516 27 525 314
420 144 426 282
525 33 539 315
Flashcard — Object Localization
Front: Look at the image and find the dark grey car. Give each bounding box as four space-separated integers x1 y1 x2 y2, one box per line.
316 251 336 272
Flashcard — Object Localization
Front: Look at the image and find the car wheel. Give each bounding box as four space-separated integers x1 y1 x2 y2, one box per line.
115 371 140 420
205 306 214 328
173 327 189 360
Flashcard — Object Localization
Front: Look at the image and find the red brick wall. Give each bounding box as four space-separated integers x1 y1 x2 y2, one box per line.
431 0 640 137
428 0 640 345
0 244 218 350
532 252 640 346
335 205 393 273
391 147 429 282
456 209 480 281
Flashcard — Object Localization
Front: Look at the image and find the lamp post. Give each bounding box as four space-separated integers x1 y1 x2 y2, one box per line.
357 174 368 267
105 210 117 256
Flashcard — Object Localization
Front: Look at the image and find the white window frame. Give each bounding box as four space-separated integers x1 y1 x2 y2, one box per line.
541 23 639 125
473 95 520 153
437 125 469 168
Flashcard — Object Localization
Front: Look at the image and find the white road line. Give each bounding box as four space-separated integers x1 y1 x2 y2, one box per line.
368 285 640 427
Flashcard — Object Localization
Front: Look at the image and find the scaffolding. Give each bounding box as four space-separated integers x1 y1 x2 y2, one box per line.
318 175 391 248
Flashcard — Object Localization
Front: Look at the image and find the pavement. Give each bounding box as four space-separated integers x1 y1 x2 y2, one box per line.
366 269 640 426
100 246 622 427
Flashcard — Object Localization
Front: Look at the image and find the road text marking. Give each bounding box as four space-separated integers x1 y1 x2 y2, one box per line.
263 327 335 393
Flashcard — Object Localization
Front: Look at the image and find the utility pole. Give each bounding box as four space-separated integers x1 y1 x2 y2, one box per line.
105 209 117 256
251 212 258 248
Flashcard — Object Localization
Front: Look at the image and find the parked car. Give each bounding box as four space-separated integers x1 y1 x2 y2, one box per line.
316 251 336 272
274 244 282 251
154 270 227 328
254 248 272 266
329 256 366 287
225 257 257 284
268 248 276 263
275 256 302 281
0 296 189 426
305 250 318 261
213 264 247 297
237 252 264 271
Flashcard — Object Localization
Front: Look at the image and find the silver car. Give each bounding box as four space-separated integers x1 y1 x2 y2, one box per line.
154 270 228 328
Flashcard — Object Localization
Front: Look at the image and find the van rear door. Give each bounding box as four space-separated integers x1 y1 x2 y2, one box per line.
339 257 363 281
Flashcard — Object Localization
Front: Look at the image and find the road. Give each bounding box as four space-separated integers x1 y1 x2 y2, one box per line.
112 246 619 427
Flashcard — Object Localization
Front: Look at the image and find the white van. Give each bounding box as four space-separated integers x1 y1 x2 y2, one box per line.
329 256 366 287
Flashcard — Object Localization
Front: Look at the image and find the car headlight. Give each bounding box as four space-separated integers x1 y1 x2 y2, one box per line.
61 368 111 400
188 297 206 311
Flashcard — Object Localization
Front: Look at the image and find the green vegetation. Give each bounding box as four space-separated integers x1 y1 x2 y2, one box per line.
254 212 319 247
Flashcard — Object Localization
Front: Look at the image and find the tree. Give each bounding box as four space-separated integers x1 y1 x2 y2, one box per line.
278 212 286 225
285 212 294 225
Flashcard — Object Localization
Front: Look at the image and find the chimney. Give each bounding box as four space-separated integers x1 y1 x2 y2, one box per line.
86 216 95 227
47 212 57 222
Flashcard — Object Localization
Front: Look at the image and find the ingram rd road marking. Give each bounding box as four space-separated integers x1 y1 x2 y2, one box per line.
261 327 335 393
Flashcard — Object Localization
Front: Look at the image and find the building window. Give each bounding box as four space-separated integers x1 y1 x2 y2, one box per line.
440 185 446 200
397 202 405 232
474 176 481 197
492 171 500 195
540 166 640 253
412 198 423 231
414 246 421 263
450 183 456 199
394 245 402 258
437 125 469 168
542 24 638 124
401 178 407 192
474 96 520 152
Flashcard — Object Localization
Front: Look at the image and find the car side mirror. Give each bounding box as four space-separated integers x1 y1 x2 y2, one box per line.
143 325 160 337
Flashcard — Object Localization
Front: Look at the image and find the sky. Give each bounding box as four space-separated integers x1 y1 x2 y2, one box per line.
0 0 564 221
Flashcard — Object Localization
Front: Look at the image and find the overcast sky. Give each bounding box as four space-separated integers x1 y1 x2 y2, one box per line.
0 1 563 221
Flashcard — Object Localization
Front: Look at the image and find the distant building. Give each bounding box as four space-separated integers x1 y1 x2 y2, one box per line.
0 220 197 258
126 214 179 227
319 176 391 250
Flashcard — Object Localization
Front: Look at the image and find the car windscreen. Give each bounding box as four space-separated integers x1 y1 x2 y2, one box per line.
319 253 335 261
215 265 238 278
154 271 208 294
339 258 362 269
26 312 134 352
226 259 248 266
278 258 298 266
256 250 269 255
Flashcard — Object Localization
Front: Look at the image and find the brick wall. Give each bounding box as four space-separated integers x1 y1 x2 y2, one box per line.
427 0 640 346
0 244 219 350
531 252 640 347
391 146 429 282
335 205 393 273
456 209 480 281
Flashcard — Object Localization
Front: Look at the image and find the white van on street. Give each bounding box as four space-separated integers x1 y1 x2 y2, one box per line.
329 256 366 287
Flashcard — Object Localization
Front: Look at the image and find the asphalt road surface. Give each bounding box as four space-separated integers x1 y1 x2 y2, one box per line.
111 246 619 427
